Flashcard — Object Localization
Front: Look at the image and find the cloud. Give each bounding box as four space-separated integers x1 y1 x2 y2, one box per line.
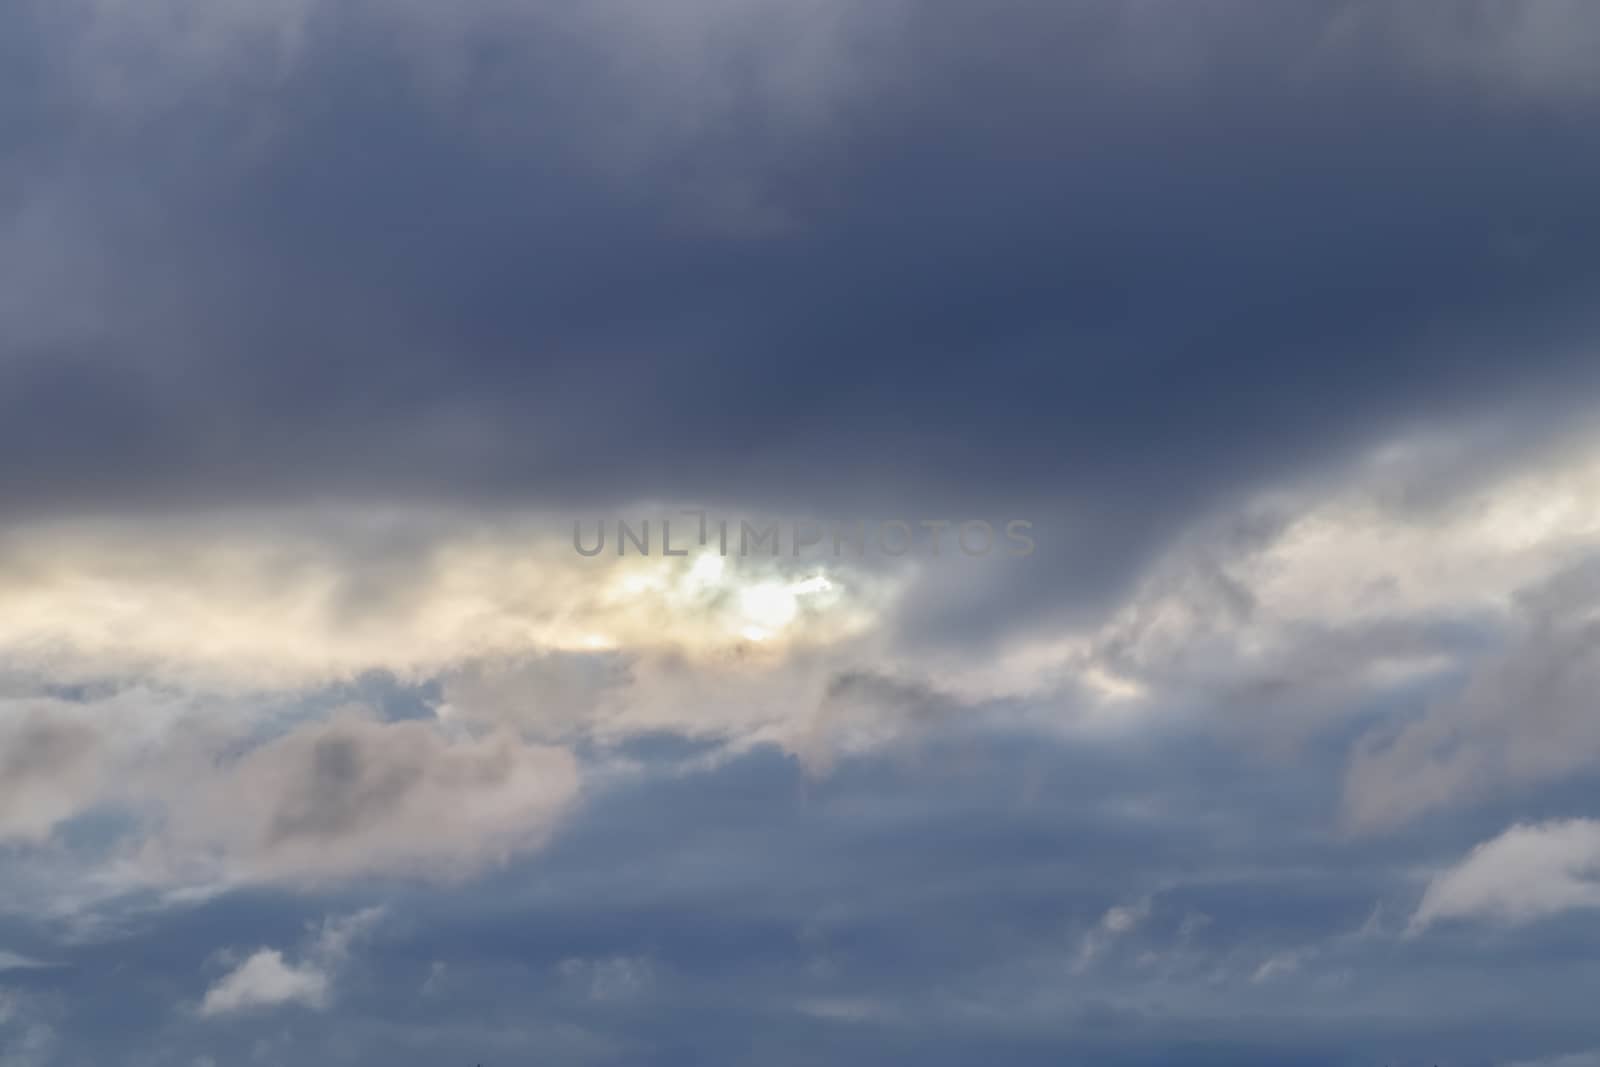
310 905 386 961
557 955 654 1003
1411 819 1600 931
198 906 384 1017
1346 557 1600 831
8 5 1600 1062
0 689 581 908
0 513 895 689
1251 947 1313 984
1323 0 1600 98
793 997 894 1024
9 418 1600 913
0 952 54 973
794 670 975 775
0 684 198 845
0 988 60 1067
1074 898 1152 972
5 415 1600 921
199 949 329 1016
0 709 104 842
150 711 579 887
5 0 1600 607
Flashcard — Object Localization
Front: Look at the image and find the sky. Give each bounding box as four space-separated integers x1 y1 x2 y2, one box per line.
5 1 1600 1064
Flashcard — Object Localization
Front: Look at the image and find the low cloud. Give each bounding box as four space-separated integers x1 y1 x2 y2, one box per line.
0 951 55 973
1346 558 1600 832
556 955 654 1003
199 949 328 1017
1 693 581 906
0 708 105 843
1412 819 1600 931
1074 898 1152 972
153 711 580 887
199 906 384 1017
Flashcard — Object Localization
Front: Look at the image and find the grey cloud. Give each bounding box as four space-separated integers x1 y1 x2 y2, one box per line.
0 709 104 843
441 652 634 743
556 955 655 1004
2 0 1598 577
1324 0 1600 97
7 5 1600 1060
796 669 988 773
0 986 59 1067
10 720 1600 1066
154 710 580 885
0 691 582 913
0 951 55 973
1344 556 1600 832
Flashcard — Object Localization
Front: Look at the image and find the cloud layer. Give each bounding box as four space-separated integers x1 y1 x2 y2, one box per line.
8 2 1600 1064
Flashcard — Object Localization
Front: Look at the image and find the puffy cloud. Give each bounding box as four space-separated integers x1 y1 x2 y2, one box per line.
199 906 384 1017
151 711 579 887
199 949 329 1016
1411 819 1600 930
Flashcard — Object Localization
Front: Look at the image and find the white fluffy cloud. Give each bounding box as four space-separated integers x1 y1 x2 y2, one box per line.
199 906 384 1017
199 949 328 1017
1412 819 1600 931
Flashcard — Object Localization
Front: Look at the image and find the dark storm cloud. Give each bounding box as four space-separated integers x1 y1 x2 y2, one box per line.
4 0 1600 534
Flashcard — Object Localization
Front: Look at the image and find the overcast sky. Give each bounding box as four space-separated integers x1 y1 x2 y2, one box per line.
6 2 1600 1065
